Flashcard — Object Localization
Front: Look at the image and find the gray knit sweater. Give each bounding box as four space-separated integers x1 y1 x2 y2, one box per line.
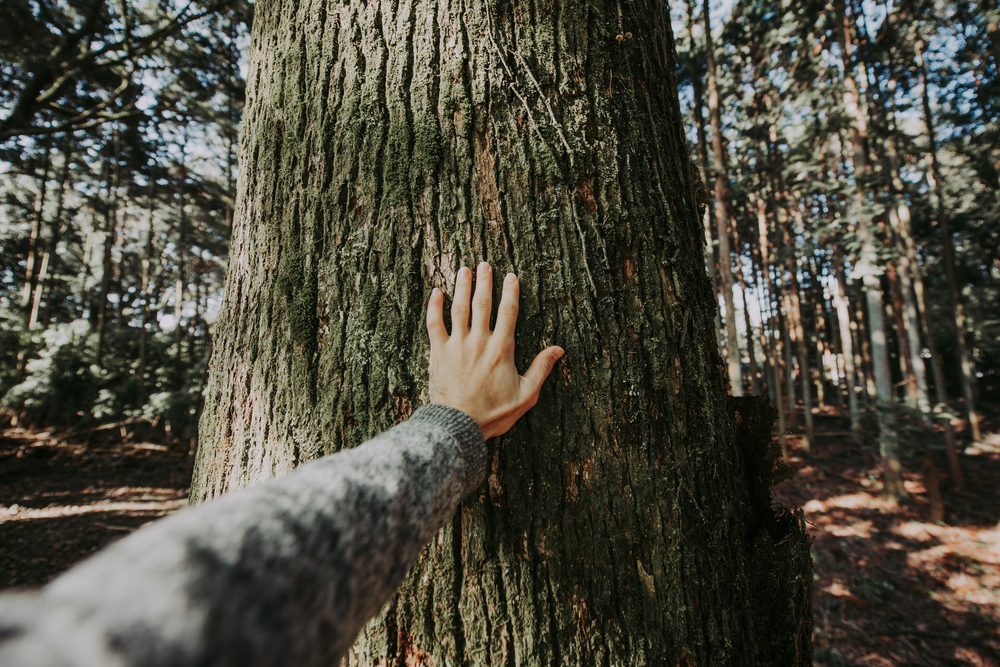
0 404 486 667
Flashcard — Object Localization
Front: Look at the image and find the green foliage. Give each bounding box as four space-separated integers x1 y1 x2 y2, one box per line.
3 321 99 423
0 0 249 440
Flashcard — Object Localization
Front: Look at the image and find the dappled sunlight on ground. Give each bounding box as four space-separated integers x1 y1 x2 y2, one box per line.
0 422 191 587
776 414 1000 666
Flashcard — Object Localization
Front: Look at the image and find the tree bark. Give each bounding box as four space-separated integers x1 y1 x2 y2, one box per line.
864 273 906 500
95 125 122 368
193 0 812 664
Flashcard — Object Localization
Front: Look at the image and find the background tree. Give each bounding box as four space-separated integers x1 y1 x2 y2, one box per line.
0 0 250 439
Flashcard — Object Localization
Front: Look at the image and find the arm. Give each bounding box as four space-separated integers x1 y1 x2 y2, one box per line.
0 263 562 667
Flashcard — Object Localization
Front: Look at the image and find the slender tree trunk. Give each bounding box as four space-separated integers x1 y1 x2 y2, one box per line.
96 127 121 368
175 142 189 375
175 247 186 371
28 252 49 330
916 40 982 443
138 178 156 408
833 251 861 439
776 192 814 450
784 254 814 452
731 213 761 395
809 265 828 411
23 140 52 317
888 213 930 411
41 147 72 327
95 205 116 368
864 273 906 500
886 261 917 407
753 181 788 455
854 281 874 399
684 0 725 351
740 276 762 395
193 1 813 663
892 186 963 483
703 0 743 396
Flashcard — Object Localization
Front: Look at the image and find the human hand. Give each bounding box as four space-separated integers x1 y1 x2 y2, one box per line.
426 262 564 439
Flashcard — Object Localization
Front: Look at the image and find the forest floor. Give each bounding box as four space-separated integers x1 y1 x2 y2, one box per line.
1 407 998 666
775 406 1000 667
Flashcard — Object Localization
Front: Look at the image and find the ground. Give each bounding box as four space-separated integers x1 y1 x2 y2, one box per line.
0 408 997 666
776 407 1000 667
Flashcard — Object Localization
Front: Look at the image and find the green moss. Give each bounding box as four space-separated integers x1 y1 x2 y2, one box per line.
290 284 318 349
278 250 316 350
413 119 442 171
381 121 412 206
278 251 306 297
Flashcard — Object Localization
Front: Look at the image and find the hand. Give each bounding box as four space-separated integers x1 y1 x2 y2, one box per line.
426 262 564 439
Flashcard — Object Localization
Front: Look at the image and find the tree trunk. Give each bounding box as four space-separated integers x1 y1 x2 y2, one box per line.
23 140 53 317
833 250 861 439
138 176 156 408
28 252 50 330
40 146 73 328
751 197 787 454
916 41 982 443
95 128 121 368
684 0 726 355
886 261 917 407
703 0 744 396
864 271 906 500
193 1 812 664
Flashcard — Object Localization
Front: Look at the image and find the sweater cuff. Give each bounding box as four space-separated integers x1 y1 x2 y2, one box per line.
409 404 487 494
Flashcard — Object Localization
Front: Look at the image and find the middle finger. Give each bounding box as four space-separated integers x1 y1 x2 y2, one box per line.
451 266 473 336
471 262 493 334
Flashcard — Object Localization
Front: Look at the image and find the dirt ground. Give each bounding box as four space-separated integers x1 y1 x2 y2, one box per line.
776 409 1000 667
1 409 997 665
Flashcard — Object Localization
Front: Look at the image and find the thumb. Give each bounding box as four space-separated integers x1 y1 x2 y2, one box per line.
522 346 565 397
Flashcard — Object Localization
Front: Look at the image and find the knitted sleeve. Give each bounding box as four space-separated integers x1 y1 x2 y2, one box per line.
0 404 486 667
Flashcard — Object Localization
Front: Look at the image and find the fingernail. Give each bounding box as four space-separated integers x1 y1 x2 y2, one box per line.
459 267 470 278
505 272 517 283
554 347 564 360
431 287 440 296
479 261 490 272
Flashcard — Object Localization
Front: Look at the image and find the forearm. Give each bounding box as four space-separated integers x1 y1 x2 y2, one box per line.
0 405 486 667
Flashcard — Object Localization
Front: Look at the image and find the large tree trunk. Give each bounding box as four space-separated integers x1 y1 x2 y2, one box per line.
193 0 812 664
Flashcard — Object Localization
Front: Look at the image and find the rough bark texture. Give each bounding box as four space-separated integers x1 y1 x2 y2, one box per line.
193 0 813 664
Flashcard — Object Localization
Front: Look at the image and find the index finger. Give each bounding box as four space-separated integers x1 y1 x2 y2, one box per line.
493 272 519 345
426 287 449 349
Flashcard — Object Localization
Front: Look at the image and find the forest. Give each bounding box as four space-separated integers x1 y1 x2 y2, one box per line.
1 0 998 665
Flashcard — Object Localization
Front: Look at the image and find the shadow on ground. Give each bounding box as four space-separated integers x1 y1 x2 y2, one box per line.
0 424 191 588
775 409 1000 667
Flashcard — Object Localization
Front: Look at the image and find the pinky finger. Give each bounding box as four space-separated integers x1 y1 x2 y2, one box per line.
426 288 449 349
